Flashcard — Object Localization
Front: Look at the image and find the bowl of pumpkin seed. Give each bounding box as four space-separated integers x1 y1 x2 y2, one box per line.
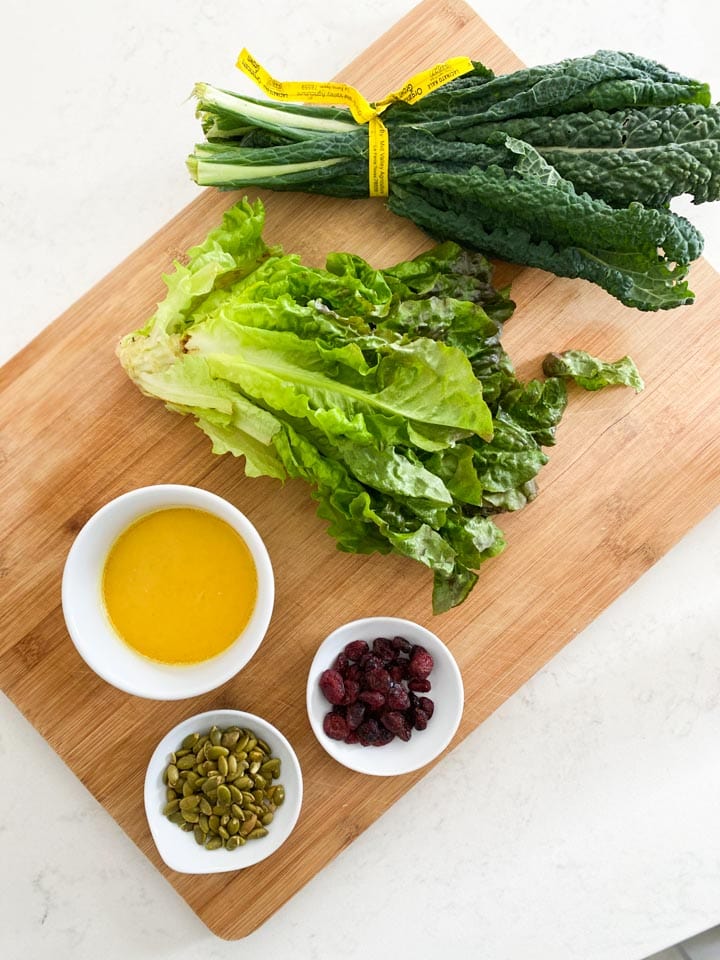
144 709 303 873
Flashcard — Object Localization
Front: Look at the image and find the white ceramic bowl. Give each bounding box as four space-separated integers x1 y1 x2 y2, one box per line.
61 484 274 699
145 709 302 873
306 616 464 776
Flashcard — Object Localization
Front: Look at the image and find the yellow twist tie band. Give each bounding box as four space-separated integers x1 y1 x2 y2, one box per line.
236 50 475 197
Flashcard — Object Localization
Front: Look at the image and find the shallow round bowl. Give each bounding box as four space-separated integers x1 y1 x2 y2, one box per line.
306 616 464 776
145 709 302 873
61 484 274 699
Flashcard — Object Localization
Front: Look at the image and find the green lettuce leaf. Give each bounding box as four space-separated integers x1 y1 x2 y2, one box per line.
542 350 645 391
118 197 643 614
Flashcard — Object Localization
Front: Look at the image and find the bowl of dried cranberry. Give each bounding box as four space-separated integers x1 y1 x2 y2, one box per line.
306 617 464 776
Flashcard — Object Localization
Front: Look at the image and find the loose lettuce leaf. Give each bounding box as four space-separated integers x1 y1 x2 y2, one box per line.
542 350 645 392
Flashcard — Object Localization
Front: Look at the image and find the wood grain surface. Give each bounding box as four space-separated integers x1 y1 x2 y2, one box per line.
2 0 720 939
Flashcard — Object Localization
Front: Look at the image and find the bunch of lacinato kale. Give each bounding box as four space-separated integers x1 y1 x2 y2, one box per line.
119 200 640 613
187 51 720 310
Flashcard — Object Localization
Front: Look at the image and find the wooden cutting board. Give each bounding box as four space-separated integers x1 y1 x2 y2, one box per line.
2 0 720 940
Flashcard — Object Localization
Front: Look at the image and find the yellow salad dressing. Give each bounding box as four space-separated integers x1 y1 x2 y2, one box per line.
102 508 257 664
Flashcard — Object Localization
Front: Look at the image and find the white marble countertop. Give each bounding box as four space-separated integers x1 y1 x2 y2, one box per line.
2 2 719 957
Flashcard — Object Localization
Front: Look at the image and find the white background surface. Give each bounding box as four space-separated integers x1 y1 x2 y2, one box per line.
2 2 720 958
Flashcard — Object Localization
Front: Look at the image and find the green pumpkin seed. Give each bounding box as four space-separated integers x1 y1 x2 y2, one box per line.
182 781 195 798
206 745 229 760
233 776 253 791
175 748 191 758
199 797 212 816
241 791 255 808
202 776 221 796
227 817 240 835
228 785 243 804
253 774 267 790
205 836 223 850
179 795 200 811
220 814 230 827
193 825 205 845
249 761 261 776
163 799 180 816
261 812 274 826
274 786 285 806
210 726 222 747
225 835 244 850
245 737 257 752
247 827 268 840
227 756 238 778
208 815 220 834
217 785 231 806
231 803 244 819
218 826 230 840
182 733 200 751
168 811 185 825
166 788 178 802
180 822 195 832
198 814 210 833
253 789 264 804
217 756 229 777
221 730 240 748
239 814 257 836
181 809 200 823
166 764 179 786
256 738 271 754
176 755 196 771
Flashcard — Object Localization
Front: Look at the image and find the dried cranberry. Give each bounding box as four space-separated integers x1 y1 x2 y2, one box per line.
408 648 434 680
344 639 369 662
388 662 407 683
345 663 362 683
334 652 350 674
358 690 386 711
342 679 360 705
381 710 412 741
408 678 432 693
372 637 396 662
366 667 391 693
319 669 346 705
344 730 360 744
375 726 394 746
323 711 349 740
360 653 382 672
392 635 412 654
346 701 366 731
386 683 410 711
357 719 381 746
418 696 434 719
413 709 429 731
